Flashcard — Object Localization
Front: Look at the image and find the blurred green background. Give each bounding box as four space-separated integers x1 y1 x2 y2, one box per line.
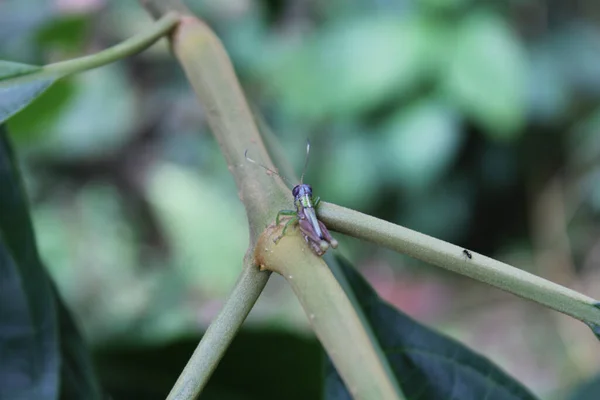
3 0 600 398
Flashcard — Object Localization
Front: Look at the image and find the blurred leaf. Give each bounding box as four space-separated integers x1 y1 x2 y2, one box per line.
400 177 473 241
146 163 247 295
0 60 55 124
8 65 137 159
34 184 162 343
557 23 600 96
377 100 463 190
478 142 519 192
266 15 442 119
526 45 569 123
0 0 55 60
586 169 600 214
324 256 538 400
442 13 527 140
319 136 380 210
0 125 101 399
568 107 600 170
417 0 470 11
219 2 268 74
35 15 90 53
7 79 76 144
570 372 600 400
568 109 600 213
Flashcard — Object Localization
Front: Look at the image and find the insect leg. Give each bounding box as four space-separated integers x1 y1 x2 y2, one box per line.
307 239 326 256
317 220 338 248
276 209 296 225
299 218 330 253
313 197 321 208
274 216 299 243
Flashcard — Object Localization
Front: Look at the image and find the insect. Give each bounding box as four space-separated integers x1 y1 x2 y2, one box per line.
463 249 472 259
245 141 338 256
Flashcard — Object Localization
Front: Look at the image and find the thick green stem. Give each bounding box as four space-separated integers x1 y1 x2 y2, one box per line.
255 226 404 400
318 202 600 326
170 15 289 242
167 266 270 400
138 2 290 399
0 13 179 86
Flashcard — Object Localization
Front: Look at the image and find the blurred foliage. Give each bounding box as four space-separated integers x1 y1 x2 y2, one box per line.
2 0 600 398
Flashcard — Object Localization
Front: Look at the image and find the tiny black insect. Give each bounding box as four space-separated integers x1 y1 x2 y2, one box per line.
463 249 472 259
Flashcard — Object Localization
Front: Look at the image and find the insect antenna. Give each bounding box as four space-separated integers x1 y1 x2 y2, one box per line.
245 149 292 186
300 140 311 184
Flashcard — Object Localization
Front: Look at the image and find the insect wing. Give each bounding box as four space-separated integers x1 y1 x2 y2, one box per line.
302 207 323 239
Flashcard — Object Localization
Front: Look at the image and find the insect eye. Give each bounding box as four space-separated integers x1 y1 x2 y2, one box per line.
292 186 300 197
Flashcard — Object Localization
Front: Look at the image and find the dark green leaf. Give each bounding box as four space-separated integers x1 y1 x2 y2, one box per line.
0 60 55 124
0 125 101 399
324 256 538 400
569 372 600 400
586 303 600 341
95 331 322 400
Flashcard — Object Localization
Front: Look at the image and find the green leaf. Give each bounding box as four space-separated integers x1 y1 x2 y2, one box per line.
266 15 441 119
417 0 470 11
442 13 527 140
8 65 136 158
0 125 101 399
0 60 55 124
146 162 247 294
319 136 380 210
56 293 103 399
377 100 463 190
6 79 75 144
324 257 538 400
0 61 41 80
35 15 90 53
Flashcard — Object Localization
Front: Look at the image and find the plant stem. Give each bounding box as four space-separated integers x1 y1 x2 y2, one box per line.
138 2 290 398
0 13 179 86
255 226 404 400
47 13 178 77
318 201 600 326
167 266 270 400
139 3 401 400
169 15 289 241
324 253 401 395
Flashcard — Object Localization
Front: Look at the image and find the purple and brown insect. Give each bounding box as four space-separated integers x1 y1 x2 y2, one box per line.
245 141 338 256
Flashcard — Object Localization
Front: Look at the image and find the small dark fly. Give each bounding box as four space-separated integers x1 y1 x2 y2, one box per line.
463 249 472 259
245 141 338 256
